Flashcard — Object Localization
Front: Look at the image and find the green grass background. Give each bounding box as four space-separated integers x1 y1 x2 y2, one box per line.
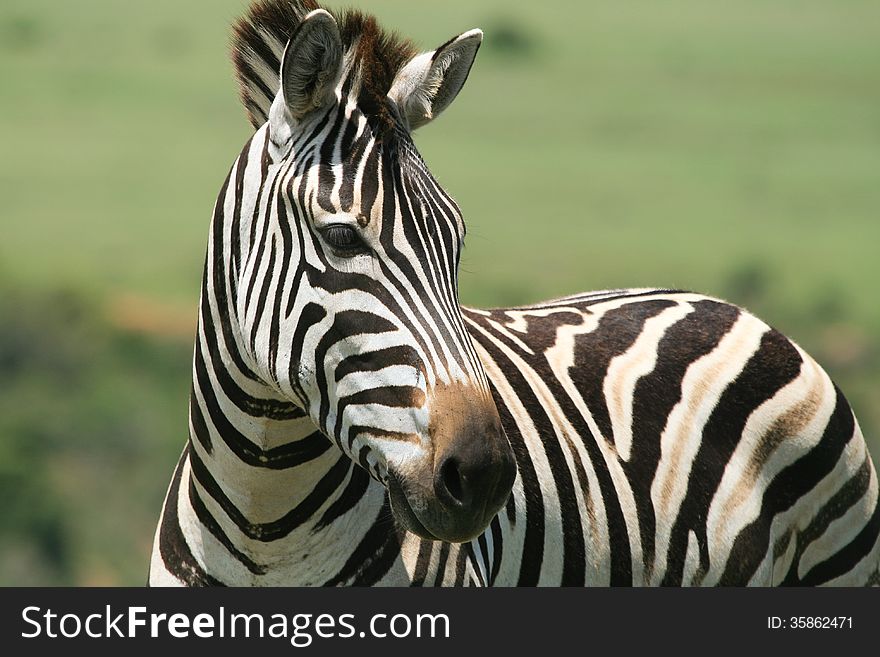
1 0 878 585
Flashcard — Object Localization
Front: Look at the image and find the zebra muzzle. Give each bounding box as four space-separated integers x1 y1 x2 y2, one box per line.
386 388 516 543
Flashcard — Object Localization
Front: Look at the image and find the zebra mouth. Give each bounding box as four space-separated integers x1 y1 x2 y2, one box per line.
386 474 439 541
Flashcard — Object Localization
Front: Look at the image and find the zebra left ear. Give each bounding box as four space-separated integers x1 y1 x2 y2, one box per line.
389 29 483 130
268 9 343 144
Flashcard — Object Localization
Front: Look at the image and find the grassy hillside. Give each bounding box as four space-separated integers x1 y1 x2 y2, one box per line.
1 0 878 584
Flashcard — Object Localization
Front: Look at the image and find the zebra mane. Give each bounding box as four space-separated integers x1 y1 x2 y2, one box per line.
232 0 418 129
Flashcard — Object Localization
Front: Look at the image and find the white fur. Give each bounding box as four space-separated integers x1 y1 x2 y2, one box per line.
388 29 483 130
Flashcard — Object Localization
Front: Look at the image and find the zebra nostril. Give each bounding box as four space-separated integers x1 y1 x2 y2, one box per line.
436 457 468 508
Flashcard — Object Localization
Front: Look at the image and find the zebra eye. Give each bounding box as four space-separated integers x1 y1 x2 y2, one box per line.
321 224 366 256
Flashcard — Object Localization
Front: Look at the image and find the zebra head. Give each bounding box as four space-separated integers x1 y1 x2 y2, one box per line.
231 4 515 543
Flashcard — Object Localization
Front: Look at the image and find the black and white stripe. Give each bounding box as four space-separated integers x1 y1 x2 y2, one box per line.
463 291 879 585
149 1 880 587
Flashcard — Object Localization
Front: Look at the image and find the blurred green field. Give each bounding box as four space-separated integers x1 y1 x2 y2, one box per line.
1 0 878 585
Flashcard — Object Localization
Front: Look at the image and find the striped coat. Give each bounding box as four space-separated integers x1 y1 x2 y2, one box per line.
148 0 880 586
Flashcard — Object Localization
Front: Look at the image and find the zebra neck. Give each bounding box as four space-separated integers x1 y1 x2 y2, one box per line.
184 298 390 582
183 391 391 583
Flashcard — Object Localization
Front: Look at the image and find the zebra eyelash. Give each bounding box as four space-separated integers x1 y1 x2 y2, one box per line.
319 224 370 258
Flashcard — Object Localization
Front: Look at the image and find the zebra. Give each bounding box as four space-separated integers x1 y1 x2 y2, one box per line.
149 0 880 586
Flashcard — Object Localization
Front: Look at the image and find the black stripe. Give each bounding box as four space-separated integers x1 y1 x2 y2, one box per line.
301 262 436 372
193 346 328 469
325 494 403 586
315 108 346 213
282 174 309 319
483 371 545 586
188 477 267 575
189 449 350 542
206 162 261 383
334 386 426 447
800 484 880 586
242 168 275 311
260 430 333 469
359 147 380 219
356 444 372 474
504 487 516 524
189 386 212 453
489 516 504 585
475 534 490 586
663 330 804 586
501 289 686 312
243 97 269 127
474 308 627 585
338 122 370 212
269 163 302 378
782 452 873 585
235 58 275 107
376 153 457 375
626 300 740 577
409 539 434 587
195 314 304 421
717 386 853 584
313 311 398 430
157 446 225 586
249 234 278 370
433 543 451 586
334 344 423 383
453 545 469 585
314 463 371 529
228 136 251 298
391 162 470 374
286 301 327 406
664 329 803 585
571 299 678 443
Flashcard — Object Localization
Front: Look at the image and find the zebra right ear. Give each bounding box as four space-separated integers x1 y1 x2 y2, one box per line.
269 9 343 135
389 29 483 131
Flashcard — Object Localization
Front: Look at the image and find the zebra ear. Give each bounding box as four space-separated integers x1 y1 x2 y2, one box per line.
389 29 482 131
270 9 343 130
